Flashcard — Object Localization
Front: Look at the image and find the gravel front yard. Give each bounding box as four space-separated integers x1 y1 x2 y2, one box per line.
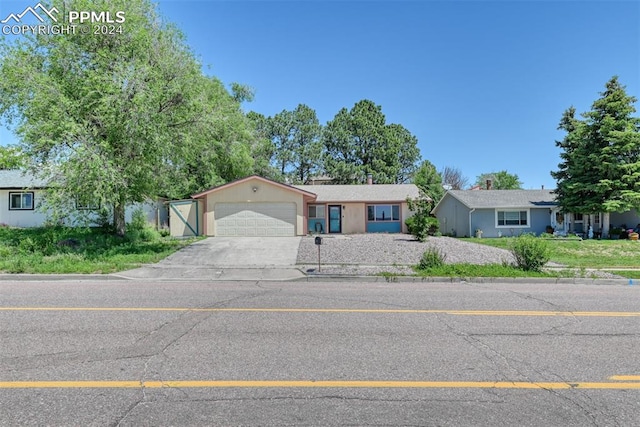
296 234 624 278
296 234 514 275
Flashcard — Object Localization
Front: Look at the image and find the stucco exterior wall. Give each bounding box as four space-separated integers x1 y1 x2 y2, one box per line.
401 203 412 234
323 202 411 234
341 202 366 234
304 202 409 234
202 178 305 236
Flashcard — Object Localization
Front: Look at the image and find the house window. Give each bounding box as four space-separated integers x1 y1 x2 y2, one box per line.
76 197 100 210
574 213 583 223
367 205 400 222
496 210 528 227
9 192 34 210
308 204 325 219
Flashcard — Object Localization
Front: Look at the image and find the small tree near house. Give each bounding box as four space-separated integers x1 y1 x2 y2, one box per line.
405 193 439 242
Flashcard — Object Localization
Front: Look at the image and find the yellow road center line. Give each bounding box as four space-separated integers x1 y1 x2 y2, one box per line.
610 375 640 381
2 307 640 317
2 380 640 389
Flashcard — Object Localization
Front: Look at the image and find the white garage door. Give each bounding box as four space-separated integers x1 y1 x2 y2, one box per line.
215 202 296 236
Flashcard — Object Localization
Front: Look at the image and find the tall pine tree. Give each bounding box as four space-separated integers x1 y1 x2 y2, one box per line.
551 77 640 214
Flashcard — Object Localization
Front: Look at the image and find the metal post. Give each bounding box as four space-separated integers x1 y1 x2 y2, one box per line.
315 236 322 272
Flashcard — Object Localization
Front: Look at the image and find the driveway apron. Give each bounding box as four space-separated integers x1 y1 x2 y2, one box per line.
115 237 304 281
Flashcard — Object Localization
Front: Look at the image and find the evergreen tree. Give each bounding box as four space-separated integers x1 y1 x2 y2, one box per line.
323 100 420 184
551 76 640 214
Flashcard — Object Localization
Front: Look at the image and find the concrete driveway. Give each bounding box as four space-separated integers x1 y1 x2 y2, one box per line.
161 237 301 267
116 237 304 281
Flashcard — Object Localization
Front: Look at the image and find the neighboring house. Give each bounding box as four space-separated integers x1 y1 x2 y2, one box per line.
0 169 49 227
433 189 640 238
433 189 559 238
0 170 167 228
169 175 421 237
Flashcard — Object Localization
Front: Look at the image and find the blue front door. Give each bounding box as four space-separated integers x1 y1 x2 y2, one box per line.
328 205 341 233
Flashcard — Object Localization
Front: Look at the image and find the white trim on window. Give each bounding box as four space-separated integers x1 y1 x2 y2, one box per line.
495 209 530 228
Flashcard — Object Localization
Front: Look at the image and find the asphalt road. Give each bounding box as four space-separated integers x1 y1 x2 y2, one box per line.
2 279 640 426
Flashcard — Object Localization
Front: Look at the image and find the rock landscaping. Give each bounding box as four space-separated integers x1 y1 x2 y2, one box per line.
296 234 515 275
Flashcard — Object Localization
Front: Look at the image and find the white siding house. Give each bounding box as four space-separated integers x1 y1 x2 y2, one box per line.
0 170 167 228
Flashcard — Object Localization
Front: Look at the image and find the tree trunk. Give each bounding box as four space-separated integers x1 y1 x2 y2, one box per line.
113 199 126 236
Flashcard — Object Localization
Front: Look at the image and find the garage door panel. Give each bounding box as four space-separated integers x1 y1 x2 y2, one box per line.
215 203 296 237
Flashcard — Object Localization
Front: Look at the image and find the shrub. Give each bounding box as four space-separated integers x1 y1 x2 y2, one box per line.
405 214 439 242
0 246 12 257
125 228 159 243
418 247 446 270
128 208 147 232
125 208 160 242
96 208 113 232
18 237 38 254
406 194 440 242
510 234 550 272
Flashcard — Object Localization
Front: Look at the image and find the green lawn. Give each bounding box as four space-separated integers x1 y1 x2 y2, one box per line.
468 237 640 269
413 263 558 278
0 226 200 274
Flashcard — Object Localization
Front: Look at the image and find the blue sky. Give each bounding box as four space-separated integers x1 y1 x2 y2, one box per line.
1 1 639 189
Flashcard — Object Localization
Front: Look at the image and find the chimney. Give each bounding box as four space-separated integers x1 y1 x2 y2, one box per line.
486 179 492 190
541 185 544 190
367 174 373 185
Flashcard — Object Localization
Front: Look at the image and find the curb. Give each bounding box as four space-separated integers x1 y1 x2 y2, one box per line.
0 272 633 286
0 273 129 281
296 274 632 286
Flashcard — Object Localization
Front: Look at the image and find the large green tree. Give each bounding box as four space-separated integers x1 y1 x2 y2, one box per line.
265 104 323 184
475 170 523 190
246 111 281 180
0 144 24 169
0 0 254 234
290 104 323 184
413 160 444 203
323 100 420 184
551 76 640 214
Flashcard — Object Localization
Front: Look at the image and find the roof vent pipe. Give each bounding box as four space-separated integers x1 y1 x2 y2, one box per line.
367 174 373 185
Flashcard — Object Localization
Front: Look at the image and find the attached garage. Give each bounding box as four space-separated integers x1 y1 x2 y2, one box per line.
188 176 317 237
215 202 296 236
